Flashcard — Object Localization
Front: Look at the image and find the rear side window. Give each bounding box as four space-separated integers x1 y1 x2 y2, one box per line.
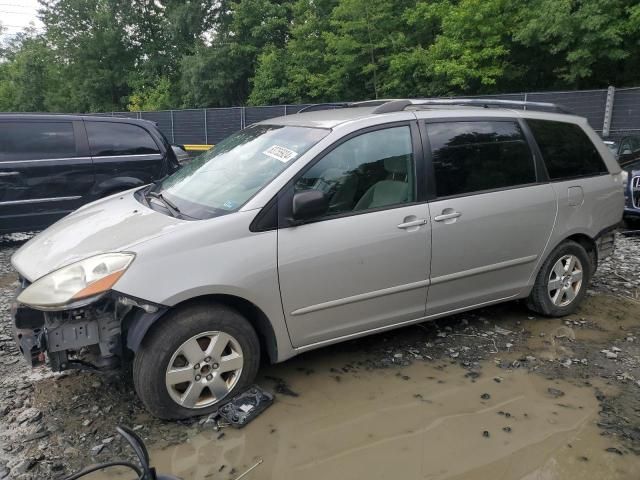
426 121 536 197
86 122 160 157
527 119 608 180
0 122 76 161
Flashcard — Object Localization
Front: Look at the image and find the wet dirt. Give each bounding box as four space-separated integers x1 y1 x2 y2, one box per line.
95 360 638 480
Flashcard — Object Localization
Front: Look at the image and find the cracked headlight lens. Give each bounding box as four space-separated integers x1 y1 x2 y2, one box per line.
18 253 135 311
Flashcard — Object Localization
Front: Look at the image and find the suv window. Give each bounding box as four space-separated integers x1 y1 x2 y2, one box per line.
293 126 415 217
527 119 608 180
86 122 160 157
426 121 536 197
0 121 76 161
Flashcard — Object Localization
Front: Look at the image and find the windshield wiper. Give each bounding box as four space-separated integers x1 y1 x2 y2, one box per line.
147 191 181 218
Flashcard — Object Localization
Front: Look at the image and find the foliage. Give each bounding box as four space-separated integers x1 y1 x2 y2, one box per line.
0 31 64 111
0 0 639 112
127 76 173 111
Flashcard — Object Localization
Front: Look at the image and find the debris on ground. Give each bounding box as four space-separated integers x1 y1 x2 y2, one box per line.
547 388 565 398
217 385 274 428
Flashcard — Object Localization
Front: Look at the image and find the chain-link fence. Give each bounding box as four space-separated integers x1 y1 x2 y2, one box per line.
96 86 640 145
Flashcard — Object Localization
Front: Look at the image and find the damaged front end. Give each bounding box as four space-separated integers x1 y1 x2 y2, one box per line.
12 277 164 372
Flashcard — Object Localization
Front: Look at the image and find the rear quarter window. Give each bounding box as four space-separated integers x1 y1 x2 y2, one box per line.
86 122 160 157
527 119 608 180
0 121 76 161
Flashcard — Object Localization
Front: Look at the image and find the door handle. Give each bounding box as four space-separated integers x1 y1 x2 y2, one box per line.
0 171 19 177
434 211 461 222
397 219 427 229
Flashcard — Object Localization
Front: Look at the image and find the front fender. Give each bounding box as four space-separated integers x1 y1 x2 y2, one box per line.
113 211 296 362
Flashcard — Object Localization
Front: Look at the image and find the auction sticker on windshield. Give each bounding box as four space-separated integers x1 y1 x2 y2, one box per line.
263 145 298 163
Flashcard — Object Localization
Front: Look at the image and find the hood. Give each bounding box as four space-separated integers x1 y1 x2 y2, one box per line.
11 190 185 281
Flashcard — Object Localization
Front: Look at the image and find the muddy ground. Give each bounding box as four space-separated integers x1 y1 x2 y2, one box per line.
1 233 640 479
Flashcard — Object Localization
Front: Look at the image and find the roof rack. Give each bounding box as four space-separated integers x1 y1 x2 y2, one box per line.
371 98 573 114
296 98 573 115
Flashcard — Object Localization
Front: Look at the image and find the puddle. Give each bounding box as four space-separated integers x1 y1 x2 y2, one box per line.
92 356 640 480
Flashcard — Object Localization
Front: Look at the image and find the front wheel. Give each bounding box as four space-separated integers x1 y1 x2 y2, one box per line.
133 302 260 419
527 240 592 317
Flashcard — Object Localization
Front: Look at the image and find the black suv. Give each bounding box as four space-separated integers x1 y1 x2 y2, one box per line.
604 136 640 226
0 114 181 233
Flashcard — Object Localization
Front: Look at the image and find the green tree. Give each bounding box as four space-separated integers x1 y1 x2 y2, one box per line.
126 0 217 109
179 43 250 107
404 0 516 95
248 46 290 105
399 0 640 94
515 0 640 88
40 0 138 111
180 0 292 107
2 0 639 113
0 32 64 112
323 0 414 101
128 76 173 111
283 0 337 102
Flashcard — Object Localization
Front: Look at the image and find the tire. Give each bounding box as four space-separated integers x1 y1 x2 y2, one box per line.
133 301 260 420
527 240 592 317
623 217 640 231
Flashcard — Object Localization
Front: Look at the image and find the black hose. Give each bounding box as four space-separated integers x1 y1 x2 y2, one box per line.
63 461 143 480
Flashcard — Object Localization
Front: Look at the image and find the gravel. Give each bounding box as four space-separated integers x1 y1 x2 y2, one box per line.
591 232 640 299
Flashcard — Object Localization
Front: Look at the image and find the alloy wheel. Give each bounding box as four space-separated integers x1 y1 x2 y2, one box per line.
547 254 583 307
165 331 244 409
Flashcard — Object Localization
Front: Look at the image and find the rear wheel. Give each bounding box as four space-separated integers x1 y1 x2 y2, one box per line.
133 302 260 419
527 241 592 317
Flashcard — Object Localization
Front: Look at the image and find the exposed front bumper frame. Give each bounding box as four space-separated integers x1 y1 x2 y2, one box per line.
11 290 165 372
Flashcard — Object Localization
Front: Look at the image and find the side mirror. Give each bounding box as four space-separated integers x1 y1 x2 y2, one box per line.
292 190 329 221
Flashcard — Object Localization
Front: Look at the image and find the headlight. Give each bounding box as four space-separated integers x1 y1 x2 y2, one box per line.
18 253 135 311
621 170 629 186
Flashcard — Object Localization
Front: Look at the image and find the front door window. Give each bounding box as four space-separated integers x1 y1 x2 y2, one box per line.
293 126 415 218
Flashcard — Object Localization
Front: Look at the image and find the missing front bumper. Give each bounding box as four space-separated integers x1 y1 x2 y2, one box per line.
11 293 130 372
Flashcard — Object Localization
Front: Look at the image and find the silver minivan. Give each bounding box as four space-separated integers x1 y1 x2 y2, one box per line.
10 99 624 419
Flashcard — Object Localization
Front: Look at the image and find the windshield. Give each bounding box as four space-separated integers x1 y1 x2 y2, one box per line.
605 141 619 156
154 124 330 219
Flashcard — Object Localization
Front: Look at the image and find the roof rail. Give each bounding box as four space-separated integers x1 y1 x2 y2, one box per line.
371 98 573 115
296 99 397 113
296 103 350 113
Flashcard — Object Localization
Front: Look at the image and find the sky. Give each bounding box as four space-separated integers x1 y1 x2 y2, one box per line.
0 0 43 39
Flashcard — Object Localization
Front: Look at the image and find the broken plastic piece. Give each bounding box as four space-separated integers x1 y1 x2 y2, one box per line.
217 385 274 428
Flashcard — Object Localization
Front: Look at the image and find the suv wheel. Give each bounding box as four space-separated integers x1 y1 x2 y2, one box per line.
133 302 260 419
527 240 592 317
